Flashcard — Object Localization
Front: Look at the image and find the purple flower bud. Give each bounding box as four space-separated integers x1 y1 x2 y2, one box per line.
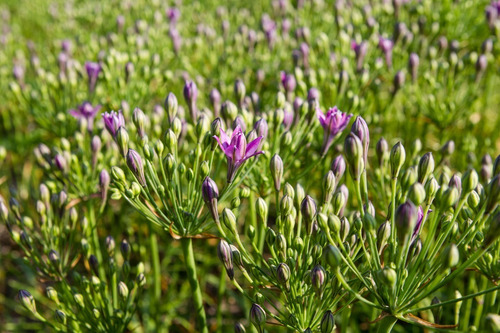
301 195 317 233
352 41 368 71
378 37 394 67
254 118 268 140
310 265 326 292
409 53 419 83
344 133 364 180
54 154 67 173
13 64 25 84
476 54 488 74
166 7 180 25
102 110 125 138
250 304 266 332
210 88 221 117
183 80 198 120
126 149 146 186
217 240 234 280
85 61 101 94
351 116 369 165
396 201 418 244
116 15 125 31
331 155 346 181
99 169 110 201
18 290 36 314
393 70 405 94
280 71 296 93
232 116 247 133
202 177 219 223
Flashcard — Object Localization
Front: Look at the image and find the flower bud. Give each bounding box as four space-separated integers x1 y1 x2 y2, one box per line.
409 182 426 205
126 149 146 186
331 155 346 181
320 310 335 333
18 290 36 314
390 142 406 178
234 322 246 333
116 127 129 157
311 265 326 293
396 201 417 245
270 154 284 191
118 281 129 299
217 240 234 280
344 133 364 181
351 116 369 164
443 244 459 268
250 304 266 333
55 309 67 325
276 263 291 289
376 137 389 166
418 152 435 184
324 245 342 269
202 177 219 223
301 195 317 233
222 208 238 235
132 107 146 138
234 79 246 106
323 171 336 203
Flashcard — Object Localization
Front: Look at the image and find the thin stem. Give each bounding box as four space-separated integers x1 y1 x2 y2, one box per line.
181 238 208 333
377 316 398 333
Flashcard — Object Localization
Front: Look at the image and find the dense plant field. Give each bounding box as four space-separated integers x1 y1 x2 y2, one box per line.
1 0 500 332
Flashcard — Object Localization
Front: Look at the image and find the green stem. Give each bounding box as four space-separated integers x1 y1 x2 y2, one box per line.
181 238 208 333
149 225 161 325
216 269 226 332
377 316 398 333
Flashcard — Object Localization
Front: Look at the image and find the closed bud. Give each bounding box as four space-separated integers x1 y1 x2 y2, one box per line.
409 182 426 205
270 154 284 191
351 116 369 164
485 211 500 244
234 322 246 333
18 290 37 314
486 175 500 212
418 152 435 184
126 149 146 186
301 196 317 233
323 171 336 203
74 293 85 308
202 177 219 223
344 133 364 180
296 184 305 208
280 195 294 216
276 263 291 288
390 142 406 178
55 309 67 325
468 191 480 208
46 287 59 303
396 201 418 244
49 250 60 265
164 129 178 152
377 221 391 249
132 108 146 138
222 208 237 235
320 310 335 333
331 155 346 181
376 137 389 166
221 101 238 122
443 244 459 268
250 304 266 333
441 187 459 208
136 273 146 287
310 265 326 292
234 79 246 106
116 127 129 157
217 240 234 280
165 93 178 123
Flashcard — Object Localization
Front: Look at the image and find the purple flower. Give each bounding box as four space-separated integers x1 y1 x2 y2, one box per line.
85 61 101 93
213 126 264 183
283 108 294 130
70 102 101 131
102 110 125 138
317 107 353 155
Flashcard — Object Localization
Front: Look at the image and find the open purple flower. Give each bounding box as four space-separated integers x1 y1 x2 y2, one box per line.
213 126 264 183
317 107 353 155
69 102 101 131
85 61 101 93
102 110 125 139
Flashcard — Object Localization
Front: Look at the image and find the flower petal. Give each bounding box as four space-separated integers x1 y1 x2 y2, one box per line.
246 136 263 157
